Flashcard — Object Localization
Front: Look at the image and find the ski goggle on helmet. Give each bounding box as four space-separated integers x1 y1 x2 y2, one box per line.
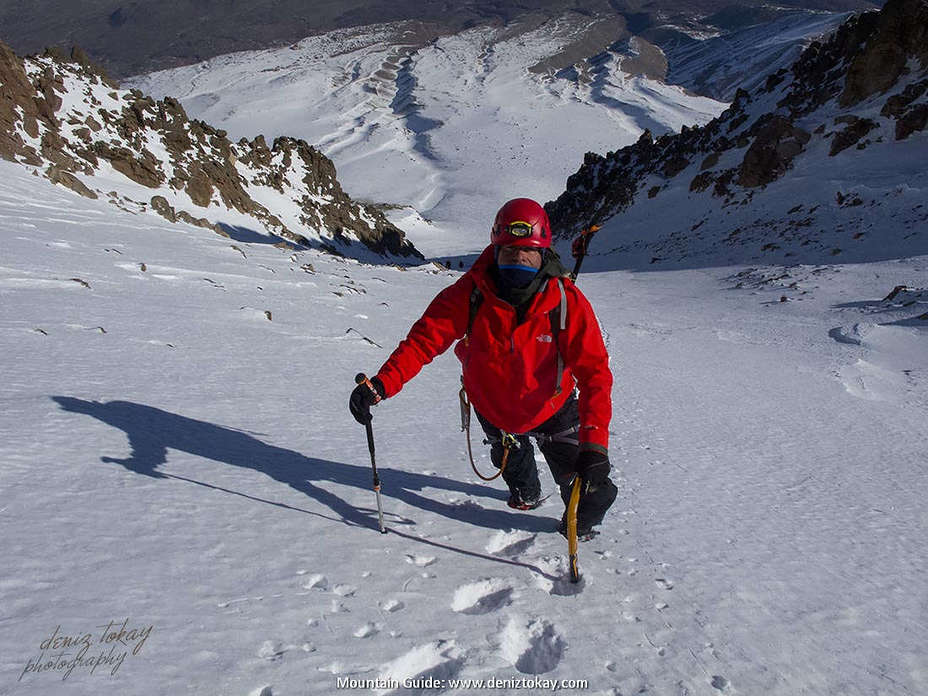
491 198 552 249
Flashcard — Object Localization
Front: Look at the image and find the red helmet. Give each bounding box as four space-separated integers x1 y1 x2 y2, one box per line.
491 198 552 249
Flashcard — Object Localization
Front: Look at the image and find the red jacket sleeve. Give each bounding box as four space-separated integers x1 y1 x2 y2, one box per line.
374 274 473 398
561 283 613 450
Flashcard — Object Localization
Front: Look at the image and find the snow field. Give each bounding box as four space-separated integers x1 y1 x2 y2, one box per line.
1 150 927 696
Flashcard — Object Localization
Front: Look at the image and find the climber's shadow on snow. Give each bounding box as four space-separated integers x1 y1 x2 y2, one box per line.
51 397 553 534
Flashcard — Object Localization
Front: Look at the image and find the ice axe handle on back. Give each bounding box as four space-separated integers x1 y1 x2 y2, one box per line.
570 225 600 281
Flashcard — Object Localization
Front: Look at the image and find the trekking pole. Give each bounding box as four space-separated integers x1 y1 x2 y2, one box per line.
567 475 583 583
355 373 387 534
570 224 601 281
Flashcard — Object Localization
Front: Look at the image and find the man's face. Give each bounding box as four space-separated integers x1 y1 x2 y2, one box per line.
497 245 542 269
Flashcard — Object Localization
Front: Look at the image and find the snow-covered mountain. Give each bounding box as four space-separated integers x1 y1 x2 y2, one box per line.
0 42 421 262
0 0 877 79
128 16 728 257
663 8 855 101
547 0 928 273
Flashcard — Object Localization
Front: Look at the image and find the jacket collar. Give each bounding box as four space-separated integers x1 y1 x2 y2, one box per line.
469 245 565 314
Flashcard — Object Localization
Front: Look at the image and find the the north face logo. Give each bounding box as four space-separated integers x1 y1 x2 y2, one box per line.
536 334 553 343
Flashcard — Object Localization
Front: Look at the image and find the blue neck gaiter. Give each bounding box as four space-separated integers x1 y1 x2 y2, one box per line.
497 264 539 289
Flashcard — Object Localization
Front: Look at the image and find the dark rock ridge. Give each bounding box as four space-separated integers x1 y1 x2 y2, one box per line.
547 0 928 247
0 40 421 260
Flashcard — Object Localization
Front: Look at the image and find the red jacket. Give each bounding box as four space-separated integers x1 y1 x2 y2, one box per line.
376 246 612 449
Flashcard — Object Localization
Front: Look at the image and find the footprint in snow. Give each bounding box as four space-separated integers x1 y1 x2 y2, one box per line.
448 498 484 512
712 675 732 692
377 640 465 687
655 577 674 590
500 617 565 674
257 641 288 662
353 622 382 638
381 599 405 613
405 554 436 567
333 584 357 597
450 579 514 614
534 556 585 596
302 573 328 590
485 530 536 556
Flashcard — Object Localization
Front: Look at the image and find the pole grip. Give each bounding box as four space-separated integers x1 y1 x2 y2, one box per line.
356 373 382 403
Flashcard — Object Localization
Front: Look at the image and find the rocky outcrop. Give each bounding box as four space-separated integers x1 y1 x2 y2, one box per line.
547 0 928 240
829 115 878 155
840 0 928 108
738 116 810 187
0 42 46 164
0 40 422 261
46 165 97 199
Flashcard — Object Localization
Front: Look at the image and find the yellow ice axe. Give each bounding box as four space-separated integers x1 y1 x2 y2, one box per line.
567 475 582 583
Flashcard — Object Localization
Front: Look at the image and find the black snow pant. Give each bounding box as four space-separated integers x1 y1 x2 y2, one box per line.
475 394 618 529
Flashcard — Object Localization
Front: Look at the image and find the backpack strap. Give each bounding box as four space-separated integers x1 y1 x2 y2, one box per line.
551 278 567 396
465 285 483 345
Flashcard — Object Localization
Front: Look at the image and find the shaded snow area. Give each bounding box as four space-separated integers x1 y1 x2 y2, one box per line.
128 18 726 257
664 10 852 101
2 158 927 695
577 115 928 274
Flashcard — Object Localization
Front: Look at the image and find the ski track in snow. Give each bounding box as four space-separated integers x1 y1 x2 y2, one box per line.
1 158 927 695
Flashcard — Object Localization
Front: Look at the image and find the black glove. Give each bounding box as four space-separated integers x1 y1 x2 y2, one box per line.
574 447 617 531
349 376 385 424
575 448 610 488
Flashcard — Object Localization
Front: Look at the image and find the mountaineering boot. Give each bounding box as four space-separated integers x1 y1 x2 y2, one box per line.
507 488 543 510
557 514 599 541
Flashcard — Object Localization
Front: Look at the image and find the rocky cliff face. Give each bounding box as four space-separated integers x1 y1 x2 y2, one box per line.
546 0 928 268
0 42 422 261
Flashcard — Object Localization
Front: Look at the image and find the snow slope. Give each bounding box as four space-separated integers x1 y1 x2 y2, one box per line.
664 10 853 101
2 149 927 696
128 17 726 257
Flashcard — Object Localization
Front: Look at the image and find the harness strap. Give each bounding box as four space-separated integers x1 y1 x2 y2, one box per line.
483 424 578 446
529 424 579 445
